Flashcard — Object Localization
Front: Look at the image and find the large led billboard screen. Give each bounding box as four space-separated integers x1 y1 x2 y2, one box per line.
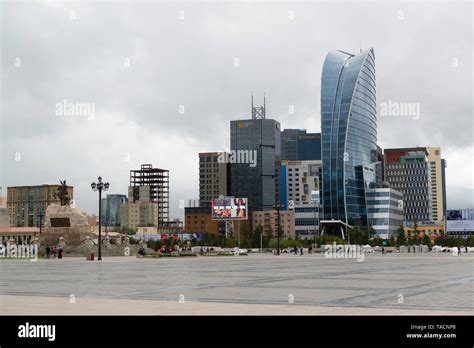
447 209 474 232
211 197 248 220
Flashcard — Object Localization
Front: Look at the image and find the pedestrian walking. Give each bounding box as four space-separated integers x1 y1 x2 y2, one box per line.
45 246 51 259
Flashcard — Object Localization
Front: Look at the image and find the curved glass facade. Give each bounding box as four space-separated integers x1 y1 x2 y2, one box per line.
321 48 378 227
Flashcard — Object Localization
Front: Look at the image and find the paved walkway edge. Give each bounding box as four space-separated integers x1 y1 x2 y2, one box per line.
1 295 471 315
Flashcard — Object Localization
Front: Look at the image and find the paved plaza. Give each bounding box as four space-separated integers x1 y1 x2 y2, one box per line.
0 253 473 315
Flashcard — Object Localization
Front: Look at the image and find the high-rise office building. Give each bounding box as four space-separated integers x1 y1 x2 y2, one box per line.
426 147 447 221
230 97 281 212
101 194 127 226
281 129 303 161
7 184 74 227
297 133 321 161
376 145 385 181
366 187 404 239
281 129 321 161
384 147 445 222
384 148 432 222
199 152 229 207
320 48 380 234
280 160 322 238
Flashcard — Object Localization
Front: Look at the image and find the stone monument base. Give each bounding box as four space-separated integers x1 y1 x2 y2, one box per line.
40 203 93 246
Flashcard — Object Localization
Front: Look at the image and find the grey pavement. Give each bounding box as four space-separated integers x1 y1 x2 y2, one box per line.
0 253 473 315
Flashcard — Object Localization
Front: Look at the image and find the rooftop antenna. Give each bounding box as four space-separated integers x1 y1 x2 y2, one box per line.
263 92 266 118
252 93 266 120
360 40 362 53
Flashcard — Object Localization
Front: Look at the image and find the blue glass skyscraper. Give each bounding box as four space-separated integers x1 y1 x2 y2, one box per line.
321 48 379 231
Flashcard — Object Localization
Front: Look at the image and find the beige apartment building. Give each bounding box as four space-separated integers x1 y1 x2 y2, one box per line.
199 152 229 207
426 147 447 222
7 184 74 227
120 201 158 229
0 207 9 227
252 210 295 239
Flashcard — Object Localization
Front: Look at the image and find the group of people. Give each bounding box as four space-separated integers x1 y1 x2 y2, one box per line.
44 245 64 259
292 246 312 255
159 246 175 253
137 246 146 257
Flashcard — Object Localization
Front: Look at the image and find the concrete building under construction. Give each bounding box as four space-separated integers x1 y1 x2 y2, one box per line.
127 164 170 226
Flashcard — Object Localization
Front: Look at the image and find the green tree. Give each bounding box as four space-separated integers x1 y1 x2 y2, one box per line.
119 226 137 235
369 237 383 247
200 233 217 246
367 225 376 240
422 234 431 246
412 218 420 242
349 225 370 245
396 227 406 246
252 224 264 249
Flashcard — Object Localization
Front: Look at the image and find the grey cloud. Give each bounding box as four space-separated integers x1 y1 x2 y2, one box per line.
1 1 472 219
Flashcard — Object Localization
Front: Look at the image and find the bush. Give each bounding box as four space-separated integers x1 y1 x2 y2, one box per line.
369 238 383 247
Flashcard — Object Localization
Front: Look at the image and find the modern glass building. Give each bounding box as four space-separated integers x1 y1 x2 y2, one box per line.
384 148 433 222
281 129 321 161
321 48 379 231
297 133 321 161
102 194 128 226
366 187 404 239
281 129 302 161
230 118 281 211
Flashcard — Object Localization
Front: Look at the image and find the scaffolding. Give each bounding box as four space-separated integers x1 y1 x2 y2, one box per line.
129 164 169 226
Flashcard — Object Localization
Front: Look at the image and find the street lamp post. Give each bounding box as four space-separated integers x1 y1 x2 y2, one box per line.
273 201 282 256
91 176 109 261
38 211 44 238
310 196 319 251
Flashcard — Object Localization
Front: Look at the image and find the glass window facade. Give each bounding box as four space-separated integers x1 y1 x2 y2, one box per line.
321 48 378 227
230 119 281 211
297 133 321 161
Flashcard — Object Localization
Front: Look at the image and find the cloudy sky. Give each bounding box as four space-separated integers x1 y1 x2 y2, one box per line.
1 1 472 219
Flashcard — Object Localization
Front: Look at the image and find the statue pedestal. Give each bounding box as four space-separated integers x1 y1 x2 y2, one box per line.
40 204 92 246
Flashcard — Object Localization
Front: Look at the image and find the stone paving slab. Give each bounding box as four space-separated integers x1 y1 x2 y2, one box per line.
0 254 472 315
0 295 470 316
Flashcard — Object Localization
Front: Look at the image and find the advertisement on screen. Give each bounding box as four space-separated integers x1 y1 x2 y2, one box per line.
211 197 248 220
447 209 474 232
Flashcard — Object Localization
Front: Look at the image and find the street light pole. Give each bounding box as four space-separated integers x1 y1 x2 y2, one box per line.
273 201 282 256
99 190 102 258
38 211 44 237
91 176 109 261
